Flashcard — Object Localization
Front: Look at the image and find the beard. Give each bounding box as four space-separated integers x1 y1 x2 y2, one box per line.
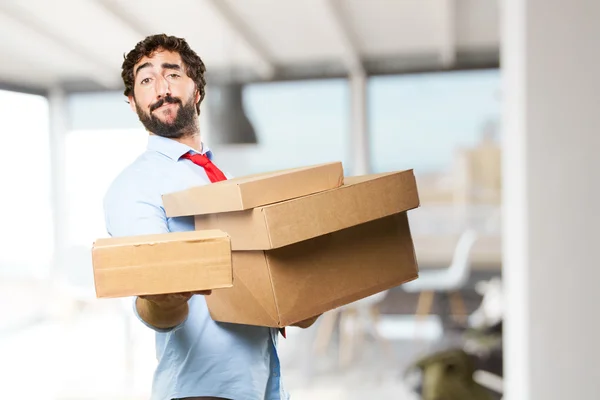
136 93 198 139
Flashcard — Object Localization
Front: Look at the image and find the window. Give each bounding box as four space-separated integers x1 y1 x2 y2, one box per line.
0 90 52 279
212 79 350 176
369 69 500 174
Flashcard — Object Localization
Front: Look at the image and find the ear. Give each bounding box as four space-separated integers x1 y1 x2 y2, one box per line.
194 88 201 106
128 95 137 113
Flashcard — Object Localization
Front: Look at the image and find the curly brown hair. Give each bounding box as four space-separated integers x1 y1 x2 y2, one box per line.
121 34 207 115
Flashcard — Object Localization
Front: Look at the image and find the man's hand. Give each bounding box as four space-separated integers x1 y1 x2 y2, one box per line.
140 290 212 309
136 290 212 329
292 313 322 329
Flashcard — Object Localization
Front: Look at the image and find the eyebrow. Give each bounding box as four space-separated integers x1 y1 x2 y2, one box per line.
162 63 182 71
135 62 152 76
135 62 182 77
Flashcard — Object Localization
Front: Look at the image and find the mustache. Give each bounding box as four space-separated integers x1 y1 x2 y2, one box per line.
150 95 182 112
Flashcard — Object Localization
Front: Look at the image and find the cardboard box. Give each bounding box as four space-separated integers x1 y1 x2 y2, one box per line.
192 170 419 250
163 162 344 217
92 230 233 298
158 168 420 327
206 213 418 327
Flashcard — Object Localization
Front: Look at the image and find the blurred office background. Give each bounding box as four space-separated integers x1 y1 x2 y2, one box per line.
0 1 597 399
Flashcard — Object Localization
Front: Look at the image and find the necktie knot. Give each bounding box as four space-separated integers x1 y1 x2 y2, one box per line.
181 152 209 166
180 151 227 182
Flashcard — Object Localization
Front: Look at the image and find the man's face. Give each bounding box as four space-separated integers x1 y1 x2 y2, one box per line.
129 49 200 138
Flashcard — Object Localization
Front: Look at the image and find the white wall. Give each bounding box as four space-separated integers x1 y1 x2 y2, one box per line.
502 1 600 399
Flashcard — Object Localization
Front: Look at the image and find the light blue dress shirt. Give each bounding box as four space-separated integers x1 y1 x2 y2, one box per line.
104 135 288 400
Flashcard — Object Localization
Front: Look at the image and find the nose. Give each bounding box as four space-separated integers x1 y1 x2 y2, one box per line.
155 75 171 99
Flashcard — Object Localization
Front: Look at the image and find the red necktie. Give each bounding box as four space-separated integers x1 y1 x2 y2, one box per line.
181 151 287 338
181 152 227 182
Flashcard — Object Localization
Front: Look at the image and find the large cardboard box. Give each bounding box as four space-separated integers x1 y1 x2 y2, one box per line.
92 230 233 298
163 162 343 217
163 169 421 327
206 213 418 327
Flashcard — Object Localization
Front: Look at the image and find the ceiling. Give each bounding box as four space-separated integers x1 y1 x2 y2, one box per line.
0 0 499 94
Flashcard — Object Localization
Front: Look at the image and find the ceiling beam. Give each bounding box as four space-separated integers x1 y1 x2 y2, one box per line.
322 0 364 75
0 80 47 96
0 1 119 89
439 0 457 67
190 49 500 86
205 0 276 80
63 50 499 94
94 0 152 38
0 47 54 93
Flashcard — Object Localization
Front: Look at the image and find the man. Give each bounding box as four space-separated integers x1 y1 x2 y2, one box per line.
104 34 318 400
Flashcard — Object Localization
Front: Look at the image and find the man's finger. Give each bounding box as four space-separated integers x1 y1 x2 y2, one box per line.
191 290 212 295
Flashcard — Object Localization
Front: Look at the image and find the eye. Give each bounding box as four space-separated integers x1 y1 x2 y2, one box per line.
167 73 180 79
140 77 151 85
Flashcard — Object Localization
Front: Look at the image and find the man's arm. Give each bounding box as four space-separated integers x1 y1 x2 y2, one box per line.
104 185 204 331
136 291 210 330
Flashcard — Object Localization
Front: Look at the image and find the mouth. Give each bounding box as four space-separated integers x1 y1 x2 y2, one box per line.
153 102 177 112
150 97 182 113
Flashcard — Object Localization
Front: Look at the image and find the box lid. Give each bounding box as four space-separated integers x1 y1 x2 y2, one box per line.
92 229 230 249
195 169 420 250
163 162 344 217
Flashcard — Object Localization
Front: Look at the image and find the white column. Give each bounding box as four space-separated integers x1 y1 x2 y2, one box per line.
349 71 370 176
48 86 69 278
502 1 600 399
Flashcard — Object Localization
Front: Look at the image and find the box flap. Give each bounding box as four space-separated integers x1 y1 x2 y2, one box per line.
205 252 280 327
197 169 419 250
264 171 419 248
163 162 343 217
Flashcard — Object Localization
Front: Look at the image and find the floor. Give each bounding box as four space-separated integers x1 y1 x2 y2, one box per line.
0 303 442 399
0 281 493 400
278 319 438 400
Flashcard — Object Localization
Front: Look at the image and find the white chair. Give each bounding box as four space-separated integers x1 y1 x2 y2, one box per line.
403 229 479 326
468 276 503 330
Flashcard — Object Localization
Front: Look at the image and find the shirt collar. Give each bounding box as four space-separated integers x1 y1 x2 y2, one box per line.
147 135 213 161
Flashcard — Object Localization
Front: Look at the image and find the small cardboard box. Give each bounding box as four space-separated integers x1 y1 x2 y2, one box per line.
163 162 344 217
206 213 418 327
92 230 233 298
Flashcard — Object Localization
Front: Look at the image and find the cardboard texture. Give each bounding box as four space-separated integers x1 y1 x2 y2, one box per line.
163 162 344 217
92 230 233 298
206 213 419 328
193 170 420 250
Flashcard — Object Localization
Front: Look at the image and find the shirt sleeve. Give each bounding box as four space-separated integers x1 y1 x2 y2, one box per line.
103 175 187 333
104 183 169 238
